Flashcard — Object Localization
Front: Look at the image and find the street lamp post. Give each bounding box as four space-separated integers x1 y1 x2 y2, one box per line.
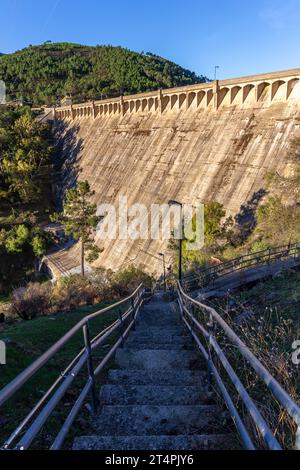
158 253 166 291
168 199 183 282
214 65 220 81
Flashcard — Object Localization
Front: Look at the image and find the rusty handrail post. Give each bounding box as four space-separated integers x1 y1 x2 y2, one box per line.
82 323 98 414
118 307 125 346
131 296 136 328
207 311 216 386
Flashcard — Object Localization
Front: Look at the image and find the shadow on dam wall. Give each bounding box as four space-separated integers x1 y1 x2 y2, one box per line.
234 188 268 242
53 121 84 210
52 88 300 274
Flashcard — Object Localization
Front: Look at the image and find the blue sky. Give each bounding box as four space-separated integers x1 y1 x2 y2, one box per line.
0 0 299 79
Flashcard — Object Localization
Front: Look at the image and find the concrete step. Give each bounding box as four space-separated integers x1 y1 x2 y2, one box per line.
137 312 174 317
140 303 174 312
137 319 181 328
123 341 194 350
73 433 239 450
132 326 185 336
107 369 208 386
126 332 190 343
137 314 181 326
126 332 188 344
131 330 185 340
92 405 223 436
99 385 212 405
115 349 203 370
138 307 178 316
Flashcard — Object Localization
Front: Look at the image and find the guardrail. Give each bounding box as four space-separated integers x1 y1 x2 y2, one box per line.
183 242 300 291
177 282 300 450
0 284 146 450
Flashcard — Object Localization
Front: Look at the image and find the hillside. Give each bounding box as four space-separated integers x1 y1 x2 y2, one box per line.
0 43 206 106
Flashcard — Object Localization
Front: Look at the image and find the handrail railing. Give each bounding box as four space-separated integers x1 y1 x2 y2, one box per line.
177 282 300 450
183 242 300 291
0 284 147 450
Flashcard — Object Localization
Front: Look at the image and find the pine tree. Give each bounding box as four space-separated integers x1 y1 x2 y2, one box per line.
52 181 102 276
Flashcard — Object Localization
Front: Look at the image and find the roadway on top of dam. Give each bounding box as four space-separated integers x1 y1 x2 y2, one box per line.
54 67 300 119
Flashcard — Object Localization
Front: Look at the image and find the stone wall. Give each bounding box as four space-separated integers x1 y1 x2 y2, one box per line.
55 68 300 120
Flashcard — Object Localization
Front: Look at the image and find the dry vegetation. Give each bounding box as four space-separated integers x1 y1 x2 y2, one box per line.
3 266 153 323
205 270 300 449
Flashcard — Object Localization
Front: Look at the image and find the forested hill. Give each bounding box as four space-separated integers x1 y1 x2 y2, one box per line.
0 43 206 106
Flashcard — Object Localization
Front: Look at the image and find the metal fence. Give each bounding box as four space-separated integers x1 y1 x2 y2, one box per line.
177 282 300 450
0 284 146 450
182 242 300 291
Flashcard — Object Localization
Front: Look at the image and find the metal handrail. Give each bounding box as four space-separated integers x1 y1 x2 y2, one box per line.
2 315 122 449
177 282 300 450
183 242 300 290
0 284 146 450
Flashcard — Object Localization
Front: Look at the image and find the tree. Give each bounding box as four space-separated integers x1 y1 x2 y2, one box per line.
0 108 54 289
204 201 231 247
0 110 53 203
0 222 49 257
168 201 234 273
52 181 102 276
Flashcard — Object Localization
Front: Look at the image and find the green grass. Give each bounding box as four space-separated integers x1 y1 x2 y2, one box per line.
0 300 128 449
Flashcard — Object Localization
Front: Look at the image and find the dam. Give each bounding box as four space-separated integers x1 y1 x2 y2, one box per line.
51 68 300 276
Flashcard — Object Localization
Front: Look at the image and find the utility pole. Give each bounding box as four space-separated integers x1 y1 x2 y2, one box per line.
214 65 220 81
158 253 167 291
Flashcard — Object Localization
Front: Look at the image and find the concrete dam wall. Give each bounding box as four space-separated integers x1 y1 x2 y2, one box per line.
52 68 300 275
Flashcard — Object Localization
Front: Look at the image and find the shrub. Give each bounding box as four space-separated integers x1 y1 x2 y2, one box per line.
250 240 268 253
111 266 153 297
87 267 114 299
7 266 153 321
255 196 300 246
10 282 52 320
52 275 98 312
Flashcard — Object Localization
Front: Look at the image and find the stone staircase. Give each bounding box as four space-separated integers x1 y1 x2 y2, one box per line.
73 293 238 450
